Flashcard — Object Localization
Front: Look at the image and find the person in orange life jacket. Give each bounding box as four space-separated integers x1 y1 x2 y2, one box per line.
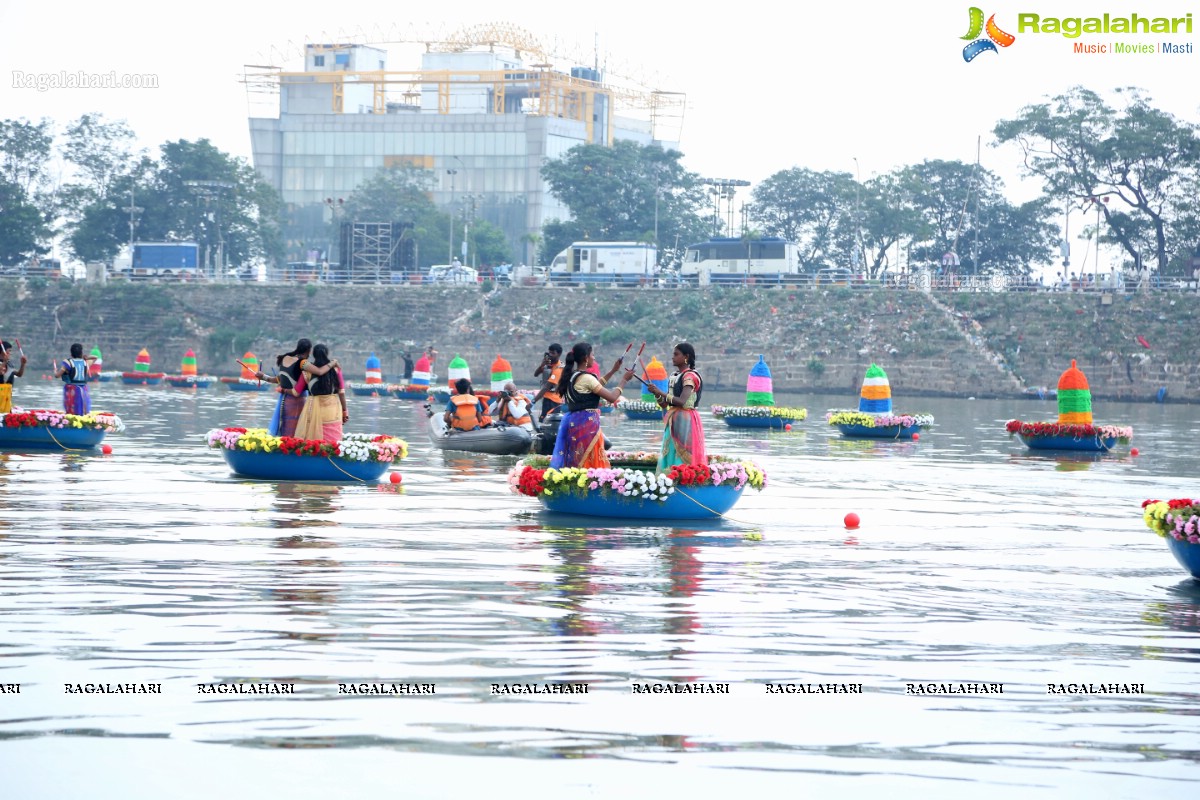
488 380 534 432
444 378 492 431
0 340 28 414
532 342 563 421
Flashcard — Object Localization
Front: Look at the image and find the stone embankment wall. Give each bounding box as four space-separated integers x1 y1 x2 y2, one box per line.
0 280 1194 402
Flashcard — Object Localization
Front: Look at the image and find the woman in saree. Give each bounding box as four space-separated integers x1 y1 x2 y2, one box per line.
642 342 707 471
291 344 349 443
548 342 630 470
255 339 338 437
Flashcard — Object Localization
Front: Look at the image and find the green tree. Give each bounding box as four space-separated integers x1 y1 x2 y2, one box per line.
0 118 54 197
466 220 511 266
343 165 448 270
748 168 858 272
540 141 709 263
994 87 1200 274
0 179 50 266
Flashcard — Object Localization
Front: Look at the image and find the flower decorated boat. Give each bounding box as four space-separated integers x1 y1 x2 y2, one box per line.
712 405 808 429
206 427 407 481
828 364 932 440
122 347 164 385
1141 499 1200 581
96 370 120 383
392 353 436 399
717 355 806 429
827 411 932 440
620 398 665 421
221 377 272 392
0 409 125 450
509 452 767 520
165 349 215 388
1008 361 1131 453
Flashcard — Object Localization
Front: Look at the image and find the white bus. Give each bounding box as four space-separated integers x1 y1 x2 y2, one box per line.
549 242 657 285
680 237 801 284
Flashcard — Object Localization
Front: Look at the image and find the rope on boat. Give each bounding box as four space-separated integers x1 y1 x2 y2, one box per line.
675 487 756 527
324 457 371 482
44 426 92 452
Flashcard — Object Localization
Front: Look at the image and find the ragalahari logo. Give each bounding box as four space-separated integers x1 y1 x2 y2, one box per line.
962 7 1016 61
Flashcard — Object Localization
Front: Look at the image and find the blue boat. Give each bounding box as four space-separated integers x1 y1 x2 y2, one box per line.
621 407 664 422
0 425 108 450
1019 433 1117 452
723 416 796 429
350 385 388 397
1165 536 1200 581
538 483 745 520
121 373 165 386
836 423 922 440
222 378 272 392
392 387 431 400
165 376 215 389
220 448 390 481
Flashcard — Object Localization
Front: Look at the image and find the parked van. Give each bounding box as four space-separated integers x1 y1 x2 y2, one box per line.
549 242 657 285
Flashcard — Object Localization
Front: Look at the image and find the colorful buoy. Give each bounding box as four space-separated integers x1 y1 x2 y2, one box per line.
240 352 259 379
410 354 431 388
844 512 860 529
858 363 892 415
746 355 774 406
134 348 151 373
181 349 197 376
641 356 668 402
490 354 513 391
447 354 470 389
365 352 383 385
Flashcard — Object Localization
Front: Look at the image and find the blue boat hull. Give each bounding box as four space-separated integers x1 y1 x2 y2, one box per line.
1166 536 1200 581
97 375 114 383
1019 434 1117 452
538 484 744 520
351 386 387 397
224 381 271 392
836 423 921 440
166 378 214 389
121 375 164 386
220 448 390 481
723 416 795 429
392 389 431 400
622 408 664 421
0 425 107 450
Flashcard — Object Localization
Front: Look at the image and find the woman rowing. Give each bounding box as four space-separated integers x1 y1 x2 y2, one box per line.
640 342 707 471
548 342 631 470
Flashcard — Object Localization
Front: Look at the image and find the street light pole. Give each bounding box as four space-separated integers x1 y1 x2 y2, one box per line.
853 157 862 274
446 169 458 266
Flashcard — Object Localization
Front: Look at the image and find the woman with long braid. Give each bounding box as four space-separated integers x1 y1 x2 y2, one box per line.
548 342 631 469
642 342 707 471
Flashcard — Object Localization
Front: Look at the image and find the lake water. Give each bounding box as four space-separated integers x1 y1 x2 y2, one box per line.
1 381 1198 799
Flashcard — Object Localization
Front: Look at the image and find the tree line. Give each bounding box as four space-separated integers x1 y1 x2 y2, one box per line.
3 86 1196 278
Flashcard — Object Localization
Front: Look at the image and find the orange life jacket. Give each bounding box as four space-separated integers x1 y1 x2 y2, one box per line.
449 394 491 430
543 364 564 403
497 397 532 427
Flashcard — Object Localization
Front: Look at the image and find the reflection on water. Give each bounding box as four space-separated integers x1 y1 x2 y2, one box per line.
1 383 1199 793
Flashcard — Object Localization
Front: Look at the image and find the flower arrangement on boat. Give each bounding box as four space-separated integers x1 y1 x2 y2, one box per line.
1006 420 1132 443
1142 499 1200 544
2 409 125 433
712 405 808 420
827 411 934 429
621 398 665 415
1008 360 1131 449
205 427 407 463
508 452 767 502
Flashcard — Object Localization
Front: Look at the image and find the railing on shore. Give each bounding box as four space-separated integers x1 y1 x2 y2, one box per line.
6 271 1193 294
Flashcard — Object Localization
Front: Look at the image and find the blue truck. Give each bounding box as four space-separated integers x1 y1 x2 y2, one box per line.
116 242 200 279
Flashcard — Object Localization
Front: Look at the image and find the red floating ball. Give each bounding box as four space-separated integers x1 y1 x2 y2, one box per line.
784 423 792 431
912 433 920 441
844 512 860 530
101 444 113 455
1130 448 1139 457
389 472 402 484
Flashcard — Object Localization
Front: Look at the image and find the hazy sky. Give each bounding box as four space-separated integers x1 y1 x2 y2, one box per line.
2 0 1197 209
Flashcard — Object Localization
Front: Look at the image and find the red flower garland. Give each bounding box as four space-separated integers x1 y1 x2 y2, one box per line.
1006 420 1118 439
277 436 336 457
516 466 546 496
4 412 39 428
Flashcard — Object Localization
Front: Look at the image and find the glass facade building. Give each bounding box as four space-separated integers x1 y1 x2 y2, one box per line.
248 44 675 267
